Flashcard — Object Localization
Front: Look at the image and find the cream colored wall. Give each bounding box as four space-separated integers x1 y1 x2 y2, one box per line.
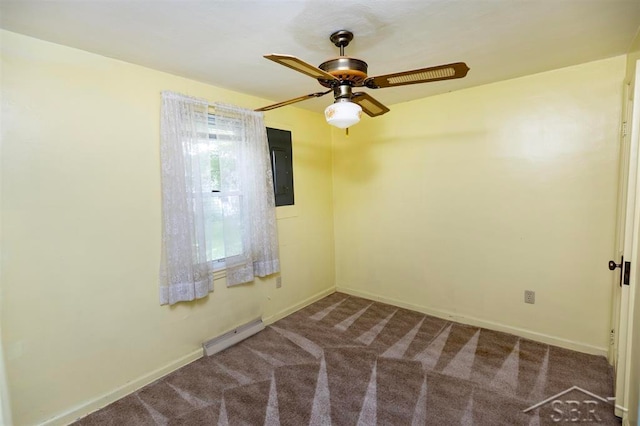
0 30 334 426
333 56 625 355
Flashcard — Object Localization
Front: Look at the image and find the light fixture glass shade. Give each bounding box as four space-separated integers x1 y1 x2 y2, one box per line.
325 101 362 129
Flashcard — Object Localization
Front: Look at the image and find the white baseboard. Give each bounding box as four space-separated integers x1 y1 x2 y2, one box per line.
39 349 202 426
36 285 609 425
336 286 609 357
38 287 336 426
263 286 336 325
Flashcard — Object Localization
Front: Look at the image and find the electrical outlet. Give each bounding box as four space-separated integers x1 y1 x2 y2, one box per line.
276 277 282 288
524 290 535 304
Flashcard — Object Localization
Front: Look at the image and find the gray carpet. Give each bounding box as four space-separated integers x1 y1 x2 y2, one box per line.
74 293 619 425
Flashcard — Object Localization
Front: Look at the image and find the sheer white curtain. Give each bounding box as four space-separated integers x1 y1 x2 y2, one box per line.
159 92 280 305
214 103 280 286
159 91 212 305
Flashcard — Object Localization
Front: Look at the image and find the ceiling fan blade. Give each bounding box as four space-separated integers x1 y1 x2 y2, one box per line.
264 54 338 82
351 92 390 117
365 62 469 89
255 90 332 112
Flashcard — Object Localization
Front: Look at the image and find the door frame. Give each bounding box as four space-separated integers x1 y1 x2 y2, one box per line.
611 59 640 422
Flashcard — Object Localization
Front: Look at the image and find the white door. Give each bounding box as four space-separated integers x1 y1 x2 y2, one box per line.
610 60 640 422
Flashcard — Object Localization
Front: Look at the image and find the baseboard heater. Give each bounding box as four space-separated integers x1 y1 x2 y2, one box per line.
202 317 265 356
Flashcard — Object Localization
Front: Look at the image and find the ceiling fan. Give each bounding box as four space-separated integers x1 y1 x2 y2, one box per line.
256 30 470 128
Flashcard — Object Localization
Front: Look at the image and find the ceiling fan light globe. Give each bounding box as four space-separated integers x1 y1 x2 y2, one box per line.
325 101 362 129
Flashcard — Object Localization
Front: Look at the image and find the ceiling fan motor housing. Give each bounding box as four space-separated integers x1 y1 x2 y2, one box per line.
318 57 368 87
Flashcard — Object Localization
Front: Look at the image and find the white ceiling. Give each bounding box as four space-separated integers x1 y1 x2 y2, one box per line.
1 0 639 113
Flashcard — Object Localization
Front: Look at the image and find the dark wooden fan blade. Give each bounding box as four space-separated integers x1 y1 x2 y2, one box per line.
264 54 338 82
255 90 332 112
351 92 390 117
365 62 469 89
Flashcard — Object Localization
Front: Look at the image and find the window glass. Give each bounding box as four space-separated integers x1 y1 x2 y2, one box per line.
205 115 243 265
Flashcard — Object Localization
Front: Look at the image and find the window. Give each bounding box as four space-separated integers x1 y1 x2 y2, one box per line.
160 93 280 304
267 127 294 206
203 114 243 267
